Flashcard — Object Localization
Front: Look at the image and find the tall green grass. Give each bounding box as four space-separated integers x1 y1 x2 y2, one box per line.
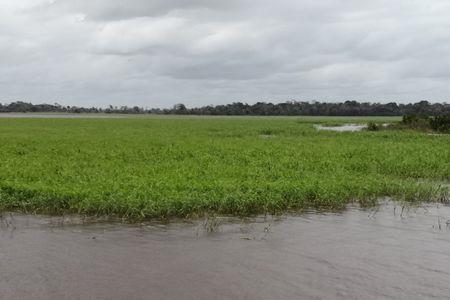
0 116 448 219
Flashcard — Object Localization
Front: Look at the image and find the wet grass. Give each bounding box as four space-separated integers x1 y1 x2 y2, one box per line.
0 116 448 219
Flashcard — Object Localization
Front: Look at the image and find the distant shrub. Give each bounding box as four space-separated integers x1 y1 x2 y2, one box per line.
367 122 379 131
399 115 450 133
401 115 430 130
430 116 450 133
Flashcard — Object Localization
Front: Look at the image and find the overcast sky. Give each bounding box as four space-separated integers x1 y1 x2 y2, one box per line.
1 0 450 107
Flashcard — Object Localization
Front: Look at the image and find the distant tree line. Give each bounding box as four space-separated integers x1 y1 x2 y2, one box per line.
1 100 450 116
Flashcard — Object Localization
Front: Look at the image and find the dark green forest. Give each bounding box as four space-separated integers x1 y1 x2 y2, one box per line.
1 100 449 116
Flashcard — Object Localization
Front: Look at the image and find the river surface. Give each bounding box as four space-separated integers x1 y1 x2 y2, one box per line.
0 113 126 119
1 201 450 300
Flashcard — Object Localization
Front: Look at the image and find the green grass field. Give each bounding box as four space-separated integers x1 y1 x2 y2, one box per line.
0 115 449 219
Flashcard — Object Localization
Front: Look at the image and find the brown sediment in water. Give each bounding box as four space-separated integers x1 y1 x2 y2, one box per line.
1 201 450 300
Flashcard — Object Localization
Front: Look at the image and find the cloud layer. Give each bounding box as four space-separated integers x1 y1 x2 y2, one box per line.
1 0 450 107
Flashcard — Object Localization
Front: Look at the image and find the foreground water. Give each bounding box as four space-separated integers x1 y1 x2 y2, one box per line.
1 201 450 300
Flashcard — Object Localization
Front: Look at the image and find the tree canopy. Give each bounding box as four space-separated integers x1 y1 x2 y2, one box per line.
1 100 449 116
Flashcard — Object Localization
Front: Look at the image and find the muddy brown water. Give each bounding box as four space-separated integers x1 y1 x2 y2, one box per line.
1 201 450 300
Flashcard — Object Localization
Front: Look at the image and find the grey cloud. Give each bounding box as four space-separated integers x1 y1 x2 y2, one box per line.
31 0 241 20
1 0 450 107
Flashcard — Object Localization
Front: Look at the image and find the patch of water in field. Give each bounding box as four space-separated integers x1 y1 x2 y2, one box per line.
2 201 450 300
315 123 367 132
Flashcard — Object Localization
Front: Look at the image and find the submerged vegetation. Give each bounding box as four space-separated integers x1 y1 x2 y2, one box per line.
0 116 449 219
366 122 380 131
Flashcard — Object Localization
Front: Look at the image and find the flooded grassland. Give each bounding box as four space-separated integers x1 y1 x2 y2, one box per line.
0 116 448 219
